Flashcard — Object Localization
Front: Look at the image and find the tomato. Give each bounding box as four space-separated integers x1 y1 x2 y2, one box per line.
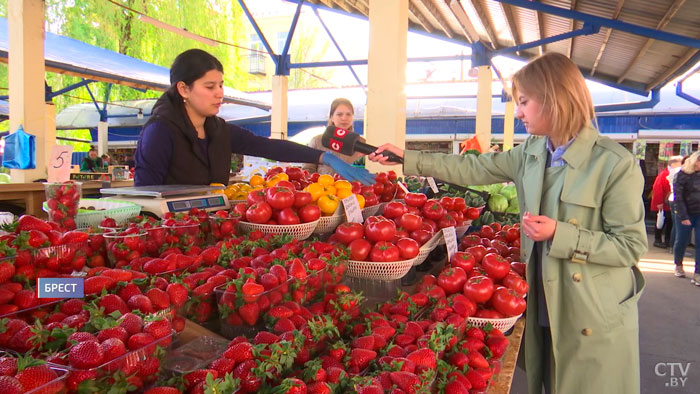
404 192 427 208
373 182 385 195
369 241 400 262
410 229 433 246
437 267 468 295
233 203 248 217
511 262 526 278
491 223 502 232
395 237 420 259
276 207 301 225
453 197 467 213
439 197 454 211
380 182 397 202
465 245 487 264
479 225 495 239
245 201 273 224
265 187 295 210
502 272 529 296
387 171 397 182
481 253 511 280
465 207 480 220
362 192 379 207
399 213 423 232
505 227 520 243
422 200 445 221
274 180 296 191
348 238 372 261
421 219 438 233
350 181 363 194
375 172 388 184
474 309 504 319
293 191 313 208
265 166 284 178
395 183 407 199
462 276 494 304
364 220 397 243
460 235 481 249
246 189 266 206
285 167 305 181
491 240 510 257
450 251 476 272
335 222 365 245
491 287 526 317
438 214 457 229
383 202 408 219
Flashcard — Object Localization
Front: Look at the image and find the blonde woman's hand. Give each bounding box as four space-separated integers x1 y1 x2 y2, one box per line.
522 212 557 241
681 219 691 226
368 144 404 165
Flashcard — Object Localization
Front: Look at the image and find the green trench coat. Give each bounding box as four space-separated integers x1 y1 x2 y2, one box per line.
404 125 647 394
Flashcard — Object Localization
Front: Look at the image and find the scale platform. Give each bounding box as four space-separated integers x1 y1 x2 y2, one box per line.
100 185 230 218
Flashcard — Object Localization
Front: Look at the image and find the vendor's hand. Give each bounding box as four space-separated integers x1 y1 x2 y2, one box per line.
681 219 691 226
522 212 557 241
368 144 404 165
321 152 375 185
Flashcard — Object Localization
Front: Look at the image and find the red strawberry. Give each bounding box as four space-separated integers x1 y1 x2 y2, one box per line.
59 299 86 316
100 337 127 362
349 348 377 371
352 335 375 350
137 356 160 378
0 375 23 394
184 369 218 390
252 331 279 345
268 305 294 319
13 289 38 310
406 348 436 374
239 302 260 326
127 332 155 351
0 261 15 284
467 350 489 369
444 379 470 394
233 360 261 393
145 288 171 311
118 313 143 336
390 371 420 393
68 331 98 344
373 326 396 341
403 322 424 338
96 326 129 344
208 358 236 376
84 276 116 295
127 294 154 314
273 317 296 334
0 356 18 376
143 387 181 394
307 381 331 394
117 283 143 303
69 340 104 369
165 283 188 308
172 316 186 332
466 327 485 341
98 294 130 315
466 369 487 390
143 319 172 339
0 319 27 348
325 366 346 384
288 258 307 279
8 326 38 353
486 335 509 359
223 342 254 363
15 364 58 391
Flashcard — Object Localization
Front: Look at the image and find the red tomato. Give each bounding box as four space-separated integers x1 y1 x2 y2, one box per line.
465 245 487 264
383 202 408 219
439 197 454 211
474 309 504 319
335 222 365 245
399 213 423 232
380 183 397 202
293 192 313 208
395 183 407 199
479 225 495 239
284 167 304 181
491 287 526 317
365 220 397 243
233 203 248 217
511 262 526 277
505 227 520 243
422 200 445 221
502 272 529 296
276 208 301 225
463 276 494 304
404 193 427 208
465 207 480 220
395 237 420 260
387 171 398 182
438 214 457 229
348 238 372 261
298 204 321 223
362 192 379 207
481 253 511 280
421 219 438 233
491 223 502 232
245 202 273 224
450 251 476 272
375 172 388 184
491 240 510 257
460 234 481 249
453 197 467 213
265 187 295 210
437 267 468 295
274 180 296 190
410 229 433 246
369 241 400 262
246 189 266 206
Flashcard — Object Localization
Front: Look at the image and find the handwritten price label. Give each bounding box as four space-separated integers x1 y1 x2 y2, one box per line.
442 226 458 261
48 145 74 182
342 195 364 223
427 177 439 193
397 181 409 194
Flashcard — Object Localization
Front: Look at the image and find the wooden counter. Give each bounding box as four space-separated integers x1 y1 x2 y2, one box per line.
0 180 134 217
490 318 526 393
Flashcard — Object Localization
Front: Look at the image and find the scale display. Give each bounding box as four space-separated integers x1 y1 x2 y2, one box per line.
166 196 227 212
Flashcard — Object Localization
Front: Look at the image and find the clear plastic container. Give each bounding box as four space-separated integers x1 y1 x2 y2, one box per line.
31 241 88 274
44 181 82 230
208 215 240 242
0 351 69 394
103 232 147 267
164 223 203 249
162 336 230 375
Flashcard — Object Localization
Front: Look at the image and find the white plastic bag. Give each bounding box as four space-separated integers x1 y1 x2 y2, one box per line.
656 210 665 230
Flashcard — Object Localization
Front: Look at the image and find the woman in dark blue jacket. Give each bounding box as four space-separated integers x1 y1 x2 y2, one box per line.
135 49 373 187
673 150 700 285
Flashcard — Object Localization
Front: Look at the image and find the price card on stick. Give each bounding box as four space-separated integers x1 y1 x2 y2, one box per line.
442 226 458 261
427 177 439 194
342 195 364 223
48 145 74 182
397 181 409 194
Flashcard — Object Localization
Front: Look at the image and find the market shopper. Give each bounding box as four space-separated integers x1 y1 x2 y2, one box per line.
80 148 104 172
651 157 682 248
369 52 647 394
672 151 700 285
305 98 365 175
134 49 374 186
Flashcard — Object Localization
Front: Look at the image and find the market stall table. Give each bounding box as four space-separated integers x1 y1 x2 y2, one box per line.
490 317 525 393
0 180 134 217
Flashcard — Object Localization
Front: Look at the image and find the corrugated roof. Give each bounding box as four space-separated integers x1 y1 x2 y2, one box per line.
297 0 700 94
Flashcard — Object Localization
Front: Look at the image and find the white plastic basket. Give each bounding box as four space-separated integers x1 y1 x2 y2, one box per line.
345 258 415 280
314 213 346 234
455 223 471 238
361 204 381 220
229 199 247 206
238 219 319 240
43 198 141 228
413 236 441 266
468 314 522 332
423 231 444 250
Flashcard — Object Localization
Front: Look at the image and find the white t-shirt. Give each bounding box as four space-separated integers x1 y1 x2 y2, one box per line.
667 166 682 202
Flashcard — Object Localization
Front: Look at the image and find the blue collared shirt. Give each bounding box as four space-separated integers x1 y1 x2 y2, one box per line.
546 137 575 168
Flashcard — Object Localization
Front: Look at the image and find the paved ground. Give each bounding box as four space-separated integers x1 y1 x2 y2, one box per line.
509 235 699 393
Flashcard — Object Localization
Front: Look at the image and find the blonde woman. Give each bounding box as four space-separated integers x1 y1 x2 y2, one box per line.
306 98 365 175
369 53 647 394
672 151 700 284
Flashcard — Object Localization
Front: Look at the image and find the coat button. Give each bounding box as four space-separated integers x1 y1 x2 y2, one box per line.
582 328 593 336
572 273 583 282
568 218 579 226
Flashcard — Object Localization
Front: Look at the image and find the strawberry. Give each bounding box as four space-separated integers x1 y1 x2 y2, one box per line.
137 356 160 378
184 369 218 390
69 340 104 369
0 261 15 284
268 305 294 319
373 326 396 342
252 331 279 345
13 289 37 310
356 383 384 394
100 337 127 362
117 283 143 302
466 327 485 341
8 326 38 353
145 288 171 310
328 342 348 361
98 294 130 315
118 313 143 336
352 335 375 350
233 359 261 393
0 319 28 348
465 369 487 390
84 276 116 295
143 319 172 339
288 258 307 280
325 366 346 384
239 302 260 326
486 335 509 359
0 375 23 394
467 350 489 369
444 379 470 394
0 356 18 376
172 316 186 332
307 381 331 394
96 326 129 344
68 331 97 344
278 377 306 394
273 317 296 334
143 387 181 394
390 371 421 393
447 352 469 370
127 332 155 351
165 283 188 308
349 348 377 371
223 341 254 363
15 364 58 391
209 357 236 376
16 215 52 234
406 348 436 374
127 294 154 314
59 299 86 315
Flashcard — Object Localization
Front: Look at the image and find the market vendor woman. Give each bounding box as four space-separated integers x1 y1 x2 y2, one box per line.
135 49 374 186
369 53 647 394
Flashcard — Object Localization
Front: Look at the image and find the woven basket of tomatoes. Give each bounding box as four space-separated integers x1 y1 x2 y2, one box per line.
467 314 522 332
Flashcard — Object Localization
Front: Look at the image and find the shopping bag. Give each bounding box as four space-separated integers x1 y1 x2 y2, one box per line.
656 210 665 230
2 125 36 169
460 135 485 154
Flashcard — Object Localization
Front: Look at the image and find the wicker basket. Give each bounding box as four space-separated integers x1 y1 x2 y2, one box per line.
361 205 381 220
314 213 346 234
423 231 444 250
412 244 436 266
238 220 319 240
345 258 414 280
468 314 522 332
455 223 471 238
229 199 247 206
43 198 141 228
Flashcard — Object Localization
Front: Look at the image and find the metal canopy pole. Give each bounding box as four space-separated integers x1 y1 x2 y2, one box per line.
594 88 660 112
238 0 277 66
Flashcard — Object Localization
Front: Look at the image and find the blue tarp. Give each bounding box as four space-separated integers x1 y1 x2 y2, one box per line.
0 18 270 110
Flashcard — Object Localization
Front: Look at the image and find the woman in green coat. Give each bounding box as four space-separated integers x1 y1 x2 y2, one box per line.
369 52 648 394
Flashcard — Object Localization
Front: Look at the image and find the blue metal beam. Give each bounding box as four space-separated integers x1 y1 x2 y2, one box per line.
312 5 365 91
290 54 472 69
101 83 112 113
492 23 600 56
280 0 304 61
494 0 700 49
594 88 660 112
238 0 277 66
83 81 107 122
675 68 700 106
46 79 95 100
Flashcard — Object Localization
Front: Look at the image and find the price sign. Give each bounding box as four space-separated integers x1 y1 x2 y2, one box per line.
427 177 439 193
48 145 74 182
397 181 409 194
342 195 364 223
442 226 458 261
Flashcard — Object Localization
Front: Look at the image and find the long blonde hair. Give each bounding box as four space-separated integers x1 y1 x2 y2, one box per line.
512 53 595 145
681 151 700 174
327 98 354 132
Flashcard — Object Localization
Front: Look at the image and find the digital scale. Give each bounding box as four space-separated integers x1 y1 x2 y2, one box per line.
100 185 230 218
